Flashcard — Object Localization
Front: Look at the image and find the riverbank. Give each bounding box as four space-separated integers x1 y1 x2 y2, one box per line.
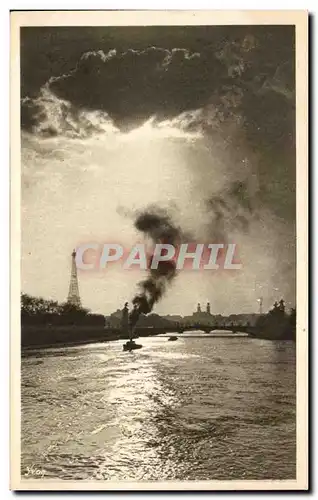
21 325 121 349
21 326 294 351
22 333 253 351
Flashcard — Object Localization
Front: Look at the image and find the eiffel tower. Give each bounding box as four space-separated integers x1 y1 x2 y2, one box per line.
67 249 81 307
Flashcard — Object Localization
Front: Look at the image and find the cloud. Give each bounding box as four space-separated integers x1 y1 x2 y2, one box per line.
46 47 204 130
21 38 295 140
21 87 119 138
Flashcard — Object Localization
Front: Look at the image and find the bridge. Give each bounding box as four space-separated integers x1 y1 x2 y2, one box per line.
117 322 258 338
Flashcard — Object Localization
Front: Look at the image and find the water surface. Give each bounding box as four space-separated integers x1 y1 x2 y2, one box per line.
21 334 296 481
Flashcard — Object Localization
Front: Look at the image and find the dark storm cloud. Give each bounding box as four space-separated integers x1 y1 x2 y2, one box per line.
21 46 220 132
21 27 295 140
47 47 207 129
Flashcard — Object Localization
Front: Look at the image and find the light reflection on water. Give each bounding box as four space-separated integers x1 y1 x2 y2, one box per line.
21 334 296 480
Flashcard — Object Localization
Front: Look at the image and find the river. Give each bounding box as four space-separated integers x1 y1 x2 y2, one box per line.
21 333 296 481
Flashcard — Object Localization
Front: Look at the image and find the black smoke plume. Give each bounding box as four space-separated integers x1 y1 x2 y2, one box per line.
129 207 182 330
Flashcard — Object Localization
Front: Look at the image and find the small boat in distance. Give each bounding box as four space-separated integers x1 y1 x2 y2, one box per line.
168 336 178 341
123 324 143 352
123 339 143 351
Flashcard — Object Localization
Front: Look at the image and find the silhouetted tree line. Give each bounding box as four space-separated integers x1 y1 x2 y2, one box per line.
21 293 104 326
255 299 296 340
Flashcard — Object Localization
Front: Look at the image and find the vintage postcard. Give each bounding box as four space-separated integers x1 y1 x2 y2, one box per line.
10 10 308 491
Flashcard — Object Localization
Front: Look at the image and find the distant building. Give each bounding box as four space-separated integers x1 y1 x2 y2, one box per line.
162 314 184 323
192 302 214 324
105 308 122 328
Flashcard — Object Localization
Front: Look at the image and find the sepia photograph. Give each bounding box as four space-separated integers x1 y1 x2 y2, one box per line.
10 10 308 490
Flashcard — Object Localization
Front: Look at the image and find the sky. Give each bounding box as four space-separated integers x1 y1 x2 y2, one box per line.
20 25 296 316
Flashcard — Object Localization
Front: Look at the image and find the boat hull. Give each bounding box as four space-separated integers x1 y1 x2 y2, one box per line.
123 340 143 351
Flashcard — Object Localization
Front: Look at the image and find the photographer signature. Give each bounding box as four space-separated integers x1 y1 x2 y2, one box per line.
24 465 45 479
